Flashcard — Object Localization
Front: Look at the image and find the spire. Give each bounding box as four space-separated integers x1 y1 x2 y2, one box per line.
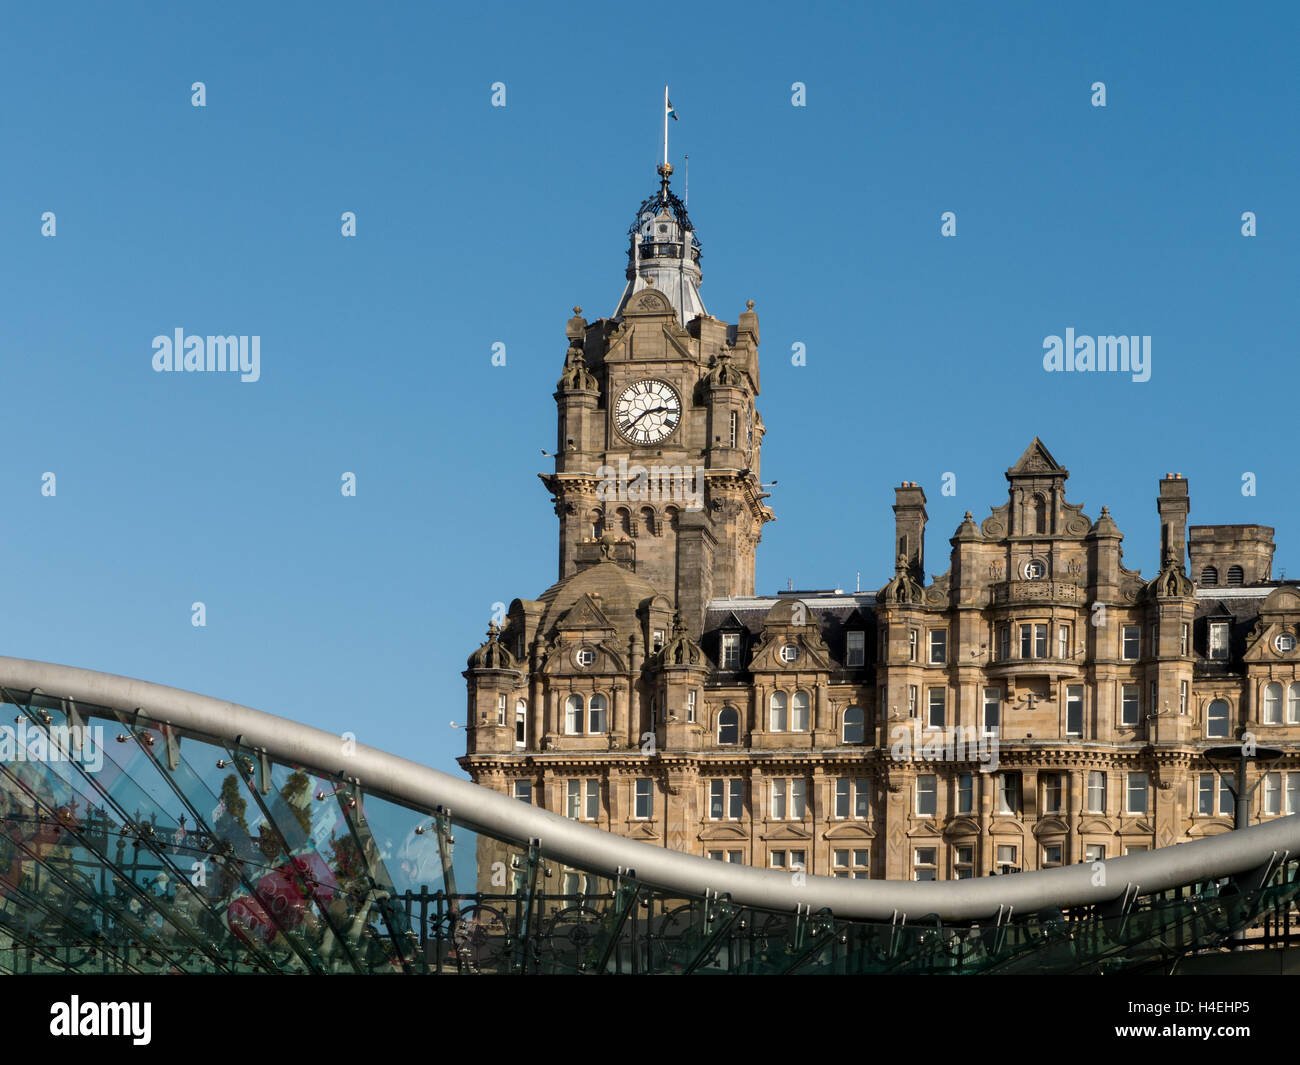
614 94 705 327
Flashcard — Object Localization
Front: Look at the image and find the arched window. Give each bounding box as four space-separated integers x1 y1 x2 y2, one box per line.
770 691 788 732
1289 683 1300 725
1206 698 1230 739
565 694 584 734
664 506 680 532
1201 565 1219 587
588 694 608 734
639 506 656 537
1227 565 1244 587
843 706 864 744
1263 683 1282 725
588 509 604 539
791 690 810 732
1033 494 1047 535
718 706 739 745
515 699 527 747
614 508 631 536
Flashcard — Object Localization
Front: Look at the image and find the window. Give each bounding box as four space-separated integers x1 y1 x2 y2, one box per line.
576 647 596 667
929 629 947 664
1180 680 1188 716
957 773 974 814
770 849 806 872
1058 623 1071 659
1020 624 1047 658
791 690 810 732
686 689 697 723
953 844 975 879
1150 621 1159 658
728 410 738 448
709 778 744 820
1042 773 1063 814
996 772 1020 815
708 850 744 864
1032 495 1048 535
916 774 937 816
1042 843 1063 868
721 633 741 669
1197 773 1219 816
771 778 806 820
832 849 870 879
913 847 937 881
1086 771 1107 813
515 699 527 747
562 871 598 896
998 625 1010 662
588 693 608 734
908 629 918 662
846 631 865 667
1126 772 1148 815
835 777 870 819
1209 621 1229 660
1201 565 1219 587
1262 772 1282 816
769 691 787 732
1120 684 1140 727
652 629 665 652
1025 557 1046 579
717 706 740 745
1227 564 1244 587
779 644 800 663
1206 699 1231 739
1289 773 1300 816
982 687 1001 735
1150 680 1158 719
1085 844 1106 862
1125 845 1149 855
513 780 532 804
565 694 584 734
1264 682 1283 725
1289 683 1300 725
1277 633 1297 653
995 844 1018 873
1181 623 1190 656
1122 625 1140 660
496 693 506 726
566 779 599 820
927 688 946 729
1065 685 1083 737
842 706 865 744
908 685 918 717
634 778 654 819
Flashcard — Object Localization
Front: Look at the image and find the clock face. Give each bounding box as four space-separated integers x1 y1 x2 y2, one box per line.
614 379 681 445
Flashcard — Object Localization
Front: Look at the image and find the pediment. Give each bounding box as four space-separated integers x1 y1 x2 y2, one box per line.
699 824 748 842
622 287 675 318
1118 818 1155 836
559 593 614 631
1184 819 1232 839
1008 437 1066 477
750 634 830 673
908 819 943 837
1077 817 1114 835
1263 587 1300 615
760 823 812 842
942 817 980 839
627 821 659 841
825 823 875 841
989 818 1026 836
1033 817 1070 837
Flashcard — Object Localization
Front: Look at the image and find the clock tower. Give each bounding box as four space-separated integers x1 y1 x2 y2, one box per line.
540 163 773 635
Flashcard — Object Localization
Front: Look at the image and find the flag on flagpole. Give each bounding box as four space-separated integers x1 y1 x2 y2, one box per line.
666 98 678 121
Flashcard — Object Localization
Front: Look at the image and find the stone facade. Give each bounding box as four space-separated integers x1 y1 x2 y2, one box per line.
459 168 1300 884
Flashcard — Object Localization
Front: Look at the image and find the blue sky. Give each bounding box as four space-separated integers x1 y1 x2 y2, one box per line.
1 2 1297 776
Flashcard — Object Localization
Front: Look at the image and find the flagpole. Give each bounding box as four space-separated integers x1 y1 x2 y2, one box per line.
663 85 669 169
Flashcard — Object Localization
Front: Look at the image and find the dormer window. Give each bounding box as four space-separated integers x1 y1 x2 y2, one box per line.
721 632 742 669
1024 559 1046 580
1208 621 1230 660
576 648 596 668
780 644 800 663
1276 633 1296 654
652 630 665 652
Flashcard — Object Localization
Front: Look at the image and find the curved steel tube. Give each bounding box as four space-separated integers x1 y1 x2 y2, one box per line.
1 655 1295 922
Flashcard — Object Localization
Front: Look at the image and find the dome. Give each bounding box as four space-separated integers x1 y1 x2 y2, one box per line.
613 164 706 326
535 560 660 639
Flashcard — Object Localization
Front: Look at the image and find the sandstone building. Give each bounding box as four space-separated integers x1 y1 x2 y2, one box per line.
459 164 1300 882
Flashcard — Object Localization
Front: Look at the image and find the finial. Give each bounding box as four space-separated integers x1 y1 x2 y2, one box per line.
573 306 582 315
1100 505 1110 517
964 511 974 521
746 300 754 310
